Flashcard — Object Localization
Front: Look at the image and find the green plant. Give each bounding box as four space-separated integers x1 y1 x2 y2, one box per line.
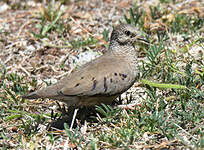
123 7 144 27
32 2 70 38
170 14 204 33
64 123 84 148
70 37 98 49
102 28 109 42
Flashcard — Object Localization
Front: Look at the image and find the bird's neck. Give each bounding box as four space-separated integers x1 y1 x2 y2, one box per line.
108 41 139 76
109 41 138 58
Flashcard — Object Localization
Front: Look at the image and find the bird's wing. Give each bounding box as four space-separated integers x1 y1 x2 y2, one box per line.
59 54 136 97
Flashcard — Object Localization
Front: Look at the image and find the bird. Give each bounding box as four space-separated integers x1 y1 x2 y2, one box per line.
22 24 147 107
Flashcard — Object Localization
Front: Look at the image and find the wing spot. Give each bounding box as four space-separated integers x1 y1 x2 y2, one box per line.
80 77 84 80
104 77 108 92
119 73 127 80
91 80 97 91
75 83 80 87
114 73 118 76
119 73 127 78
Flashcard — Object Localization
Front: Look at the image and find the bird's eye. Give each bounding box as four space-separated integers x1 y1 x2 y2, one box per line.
125 31 131 36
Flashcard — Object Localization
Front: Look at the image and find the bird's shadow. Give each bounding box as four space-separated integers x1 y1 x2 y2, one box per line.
45 94 135 131
46 98 123 131
46 104 98 130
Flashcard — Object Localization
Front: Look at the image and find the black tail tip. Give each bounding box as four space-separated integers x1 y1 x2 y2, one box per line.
22 92 40 99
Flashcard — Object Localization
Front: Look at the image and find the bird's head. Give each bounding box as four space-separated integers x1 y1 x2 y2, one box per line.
110 24 148 46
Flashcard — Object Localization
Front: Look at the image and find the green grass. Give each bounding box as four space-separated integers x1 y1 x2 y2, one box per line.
32 2 68 39
70 37 98 49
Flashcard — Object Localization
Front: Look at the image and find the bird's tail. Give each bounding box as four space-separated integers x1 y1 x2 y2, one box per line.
22 92 41 99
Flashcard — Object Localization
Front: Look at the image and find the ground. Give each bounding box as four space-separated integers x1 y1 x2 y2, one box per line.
0 0 204 149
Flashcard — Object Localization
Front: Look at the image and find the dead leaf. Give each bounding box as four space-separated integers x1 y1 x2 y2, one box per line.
118 1 131 8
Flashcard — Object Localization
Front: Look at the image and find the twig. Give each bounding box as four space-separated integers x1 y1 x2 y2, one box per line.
17 20 32 37
174 123 197 140
70 108 78 131
18 64 30 76
70 16 107 43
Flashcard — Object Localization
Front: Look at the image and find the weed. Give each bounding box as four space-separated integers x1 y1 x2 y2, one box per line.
32 2 70 38
70 37 98 49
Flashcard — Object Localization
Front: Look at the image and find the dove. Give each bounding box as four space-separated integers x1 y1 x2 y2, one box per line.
22 24 146 106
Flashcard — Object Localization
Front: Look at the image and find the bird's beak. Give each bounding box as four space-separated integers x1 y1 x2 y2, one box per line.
136 32 149 44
